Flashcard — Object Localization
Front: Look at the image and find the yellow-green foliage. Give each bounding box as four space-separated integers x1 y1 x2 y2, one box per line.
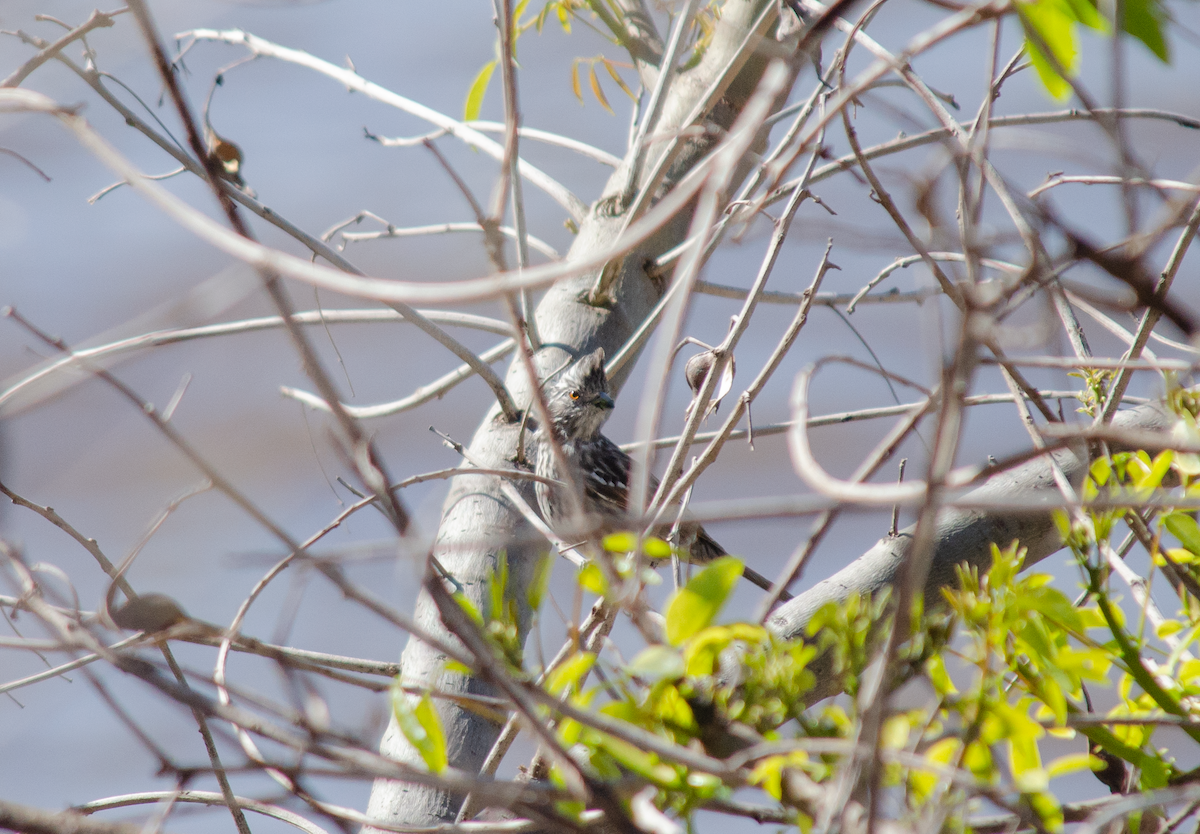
443 400 1200 831
1017 0 1169 99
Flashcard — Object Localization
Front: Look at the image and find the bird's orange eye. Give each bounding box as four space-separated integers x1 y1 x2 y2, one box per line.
569 390 580 400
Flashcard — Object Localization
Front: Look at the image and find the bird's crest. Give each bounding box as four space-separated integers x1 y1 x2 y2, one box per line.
551 347 608 398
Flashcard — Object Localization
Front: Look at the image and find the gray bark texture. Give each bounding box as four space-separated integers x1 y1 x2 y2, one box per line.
365 1 789 825
767 400 1177 701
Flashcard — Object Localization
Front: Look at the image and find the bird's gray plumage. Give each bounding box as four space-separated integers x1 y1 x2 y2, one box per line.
533 348 781 595
534 348 624 532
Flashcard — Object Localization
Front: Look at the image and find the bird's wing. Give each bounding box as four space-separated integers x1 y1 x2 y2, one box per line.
578 435 634 518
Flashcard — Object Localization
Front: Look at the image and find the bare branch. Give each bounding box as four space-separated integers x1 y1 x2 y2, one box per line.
0 799 166 834
181 28 588 222
1 8 124 88
75 792 329 834
339 222 560 260
283 338 515 419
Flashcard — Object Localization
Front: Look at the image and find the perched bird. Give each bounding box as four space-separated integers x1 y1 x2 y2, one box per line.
533 347 782 595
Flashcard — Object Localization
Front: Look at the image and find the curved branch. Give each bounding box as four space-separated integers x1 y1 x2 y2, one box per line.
380 302 517 421
468 121 623 167
75 792 329 834
181 28 589 222
340 221 561 261
43 55 526 422
10 82 715 306
0 309 514 416
767 399 1178 701
283 339 516 419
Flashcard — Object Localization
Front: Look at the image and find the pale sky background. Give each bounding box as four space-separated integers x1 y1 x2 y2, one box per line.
2 0 1200 829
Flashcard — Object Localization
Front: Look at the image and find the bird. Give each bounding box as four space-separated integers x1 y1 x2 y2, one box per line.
533 347 783 596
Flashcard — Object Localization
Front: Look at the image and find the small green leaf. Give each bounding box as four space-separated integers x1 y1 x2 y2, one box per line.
1047 752 1096 778
681 626 730 676
592 733 680 787
1053 519 1079 563
751 754 789 800
579 563 608 595
628 645 685 682
926 654 957 696
1140 756 1171 789
1019 0 1080 99
964 739 996 779
652 684 695 729
1138 450 1174 491
392 687 448 773
463 60 497 122
489 550 509 623
1176 451 1200 477
925 737 961 766
1007 715 1046 790
1063 0 1106 30
454 592 484 627
664 556 743 645
1161 547 1198 565
1165 513 1200 556
1025 585 1084 632
882 714 911 750
547 651 596 696
643 537 672 560
528 551 554 611
602 531 637 553
1122 0 1169 61
1157 619 1184 639
1028 790 1064 832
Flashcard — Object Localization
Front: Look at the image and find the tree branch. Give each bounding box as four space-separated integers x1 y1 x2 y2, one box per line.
768 399 1177 701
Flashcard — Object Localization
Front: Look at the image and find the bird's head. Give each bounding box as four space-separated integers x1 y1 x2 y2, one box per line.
544 347 615 440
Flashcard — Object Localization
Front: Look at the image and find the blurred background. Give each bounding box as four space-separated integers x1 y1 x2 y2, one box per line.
2 0 1199 828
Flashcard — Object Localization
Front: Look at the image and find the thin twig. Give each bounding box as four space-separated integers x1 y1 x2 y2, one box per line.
1 8 124 88
181 28 588 221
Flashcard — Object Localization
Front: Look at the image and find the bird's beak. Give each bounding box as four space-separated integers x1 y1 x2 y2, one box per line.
595 393 615 410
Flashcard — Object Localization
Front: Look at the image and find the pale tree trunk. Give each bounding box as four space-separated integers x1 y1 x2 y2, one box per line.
366 0 1181 822
365 0 795 825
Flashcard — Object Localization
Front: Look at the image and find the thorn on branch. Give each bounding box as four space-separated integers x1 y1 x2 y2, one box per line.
431 425 466 457
889 458 907 537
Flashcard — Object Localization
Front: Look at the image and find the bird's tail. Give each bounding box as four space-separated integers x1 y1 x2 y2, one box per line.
689 528 791 601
